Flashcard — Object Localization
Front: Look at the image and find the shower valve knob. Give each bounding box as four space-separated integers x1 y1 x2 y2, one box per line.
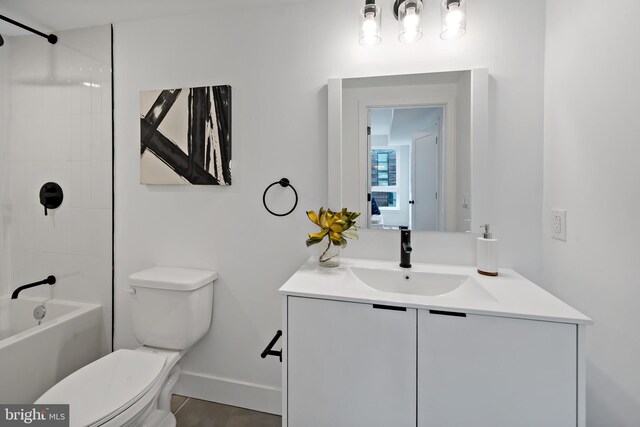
39 182 63 216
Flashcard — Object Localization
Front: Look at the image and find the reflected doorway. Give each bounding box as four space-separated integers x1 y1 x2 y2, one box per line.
368 106 444 231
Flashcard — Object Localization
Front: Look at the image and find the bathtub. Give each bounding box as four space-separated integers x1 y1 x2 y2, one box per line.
0 296 104 404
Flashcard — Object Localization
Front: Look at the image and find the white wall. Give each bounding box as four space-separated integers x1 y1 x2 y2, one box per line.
544 1 640 425
113 0 545 414
455 72 471 232
2 26 112 352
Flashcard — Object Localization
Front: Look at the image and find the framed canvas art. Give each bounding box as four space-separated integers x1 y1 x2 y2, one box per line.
140 85 231 185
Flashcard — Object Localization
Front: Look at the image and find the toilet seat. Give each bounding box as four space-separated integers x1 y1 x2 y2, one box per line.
36 349 166 427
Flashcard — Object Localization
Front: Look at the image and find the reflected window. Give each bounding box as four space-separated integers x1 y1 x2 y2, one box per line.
371 149 397 187
372 191 397 208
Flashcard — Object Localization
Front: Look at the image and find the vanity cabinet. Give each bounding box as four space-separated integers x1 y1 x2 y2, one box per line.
418 310 577 427
286 296 417 427
285 297 582 427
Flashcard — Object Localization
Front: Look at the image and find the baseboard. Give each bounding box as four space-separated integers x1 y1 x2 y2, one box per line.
174 370 282 416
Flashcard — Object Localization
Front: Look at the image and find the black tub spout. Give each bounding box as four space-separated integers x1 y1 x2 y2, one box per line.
11 276 56 299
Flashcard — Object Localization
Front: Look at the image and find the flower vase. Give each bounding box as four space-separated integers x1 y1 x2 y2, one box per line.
318 239 340 268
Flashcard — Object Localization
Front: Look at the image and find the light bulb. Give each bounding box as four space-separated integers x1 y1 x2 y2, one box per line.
359 3 381 46
445 4 463 27
402 7 420 29
362 13 378 34
440 0 466 40
398 1 423 43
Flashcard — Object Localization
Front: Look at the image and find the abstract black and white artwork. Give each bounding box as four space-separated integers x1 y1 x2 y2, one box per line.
140 85 231 185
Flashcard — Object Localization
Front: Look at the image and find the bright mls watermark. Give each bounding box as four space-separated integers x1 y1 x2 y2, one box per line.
0 405 68 426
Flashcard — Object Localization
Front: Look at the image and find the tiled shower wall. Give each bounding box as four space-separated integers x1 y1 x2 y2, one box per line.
0 46 8 298
2 25 112 350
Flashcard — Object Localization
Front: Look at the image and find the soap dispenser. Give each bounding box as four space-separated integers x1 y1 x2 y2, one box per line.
477 224 498 276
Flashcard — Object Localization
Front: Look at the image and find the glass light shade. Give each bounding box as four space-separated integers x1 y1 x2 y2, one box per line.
440 0 466 40
397 0 423 43
359 3 382 46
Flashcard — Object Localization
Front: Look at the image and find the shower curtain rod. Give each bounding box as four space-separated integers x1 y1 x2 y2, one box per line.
0 14 58 44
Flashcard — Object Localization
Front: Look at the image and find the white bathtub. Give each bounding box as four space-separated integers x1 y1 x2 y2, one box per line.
0 296 104 403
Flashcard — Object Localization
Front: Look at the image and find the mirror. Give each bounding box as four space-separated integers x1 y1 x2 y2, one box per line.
328 69 489 234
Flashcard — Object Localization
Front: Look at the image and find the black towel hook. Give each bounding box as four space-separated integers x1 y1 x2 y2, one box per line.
263 178 298 217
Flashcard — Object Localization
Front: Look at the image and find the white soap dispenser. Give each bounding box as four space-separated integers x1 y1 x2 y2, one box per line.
477 224 498 276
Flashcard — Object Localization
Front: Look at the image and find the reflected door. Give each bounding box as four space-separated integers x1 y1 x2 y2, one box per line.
411 133 439 231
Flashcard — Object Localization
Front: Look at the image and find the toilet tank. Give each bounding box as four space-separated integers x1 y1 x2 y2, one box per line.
128 266 217 350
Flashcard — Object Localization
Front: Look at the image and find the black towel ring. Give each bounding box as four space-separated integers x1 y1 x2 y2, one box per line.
263 178 298 217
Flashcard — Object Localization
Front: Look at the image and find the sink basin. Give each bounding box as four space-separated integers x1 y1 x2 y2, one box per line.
350 267 495 300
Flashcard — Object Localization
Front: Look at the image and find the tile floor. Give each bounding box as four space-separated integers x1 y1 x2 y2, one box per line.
171 395 282 427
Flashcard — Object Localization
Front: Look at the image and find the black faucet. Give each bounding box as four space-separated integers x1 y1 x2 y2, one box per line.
399 226 412 268
11 276 56 299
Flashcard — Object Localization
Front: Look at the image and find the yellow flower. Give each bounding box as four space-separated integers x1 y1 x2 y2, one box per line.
306 207 360 248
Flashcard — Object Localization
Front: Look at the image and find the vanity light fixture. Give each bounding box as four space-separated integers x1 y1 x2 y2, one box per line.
359 0 382 46
440 0 466 40
359 0 466 46
393 0 423 43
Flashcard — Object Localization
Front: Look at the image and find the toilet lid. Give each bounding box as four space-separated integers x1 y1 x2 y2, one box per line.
36 349 166 427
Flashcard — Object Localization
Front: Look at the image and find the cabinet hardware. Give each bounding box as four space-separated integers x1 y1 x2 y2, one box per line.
373 304 407 311
261 330 282 362
429 310 466 317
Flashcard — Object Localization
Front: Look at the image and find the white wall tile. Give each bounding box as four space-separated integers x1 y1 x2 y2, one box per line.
80 83 92 114
50 253 111 304
0 209 4 252
8 116 29 162
40 115 71 161
0 250 9 297
34 207 72 254
2 26 112 352
8 206 37 252
90 113 104 161
10 86 30 117
67 208 110 257
8 161 28 206
0 164 8 206
25 116 44 161
102 82 112 114
101 113 112 162
91 85 103 114
91 162 111 209
42 86 63 116
8 250 42 297
70 162 92 208
58 83 72 116
71 113 92 161
69 84 82 116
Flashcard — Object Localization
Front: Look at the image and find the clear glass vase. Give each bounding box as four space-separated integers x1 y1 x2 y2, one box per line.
318 240 340 268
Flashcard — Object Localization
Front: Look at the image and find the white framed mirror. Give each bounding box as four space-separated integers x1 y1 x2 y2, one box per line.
328 69 489 233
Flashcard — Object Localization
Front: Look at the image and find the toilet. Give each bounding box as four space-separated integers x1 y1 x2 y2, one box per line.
36 266 217 427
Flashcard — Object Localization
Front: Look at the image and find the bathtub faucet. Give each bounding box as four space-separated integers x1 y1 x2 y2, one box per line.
11 275 56 299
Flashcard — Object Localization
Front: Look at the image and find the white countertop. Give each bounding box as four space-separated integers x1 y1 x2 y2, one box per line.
279 257 592 325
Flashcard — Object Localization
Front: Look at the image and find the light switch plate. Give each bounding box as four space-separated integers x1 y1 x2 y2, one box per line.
552 209 566 241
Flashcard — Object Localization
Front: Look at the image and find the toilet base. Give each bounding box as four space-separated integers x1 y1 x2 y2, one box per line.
140 410 176 427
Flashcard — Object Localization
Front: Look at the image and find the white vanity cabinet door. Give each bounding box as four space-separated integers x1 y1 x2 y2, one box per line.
287 297 416 427
418 310 577 427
